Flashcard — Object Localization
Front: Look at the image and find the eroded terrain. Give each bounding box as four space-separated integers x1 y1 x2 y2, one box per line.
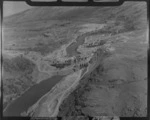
2 1 148 118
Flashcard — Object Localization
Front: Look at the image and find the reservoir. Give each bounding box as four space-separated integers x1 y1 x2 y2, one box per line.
3 75 64 116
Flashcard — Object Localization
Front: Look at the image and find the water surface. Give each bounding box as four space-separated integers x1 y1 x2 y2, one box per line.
66 33 88 57
3 75 64 116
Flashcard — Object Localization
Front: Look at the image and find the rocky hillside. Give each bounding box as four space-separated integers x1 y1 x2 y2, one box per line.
3 55 35 74
57 1 148 117
2 55 37 109
58 30 148 117
2 1 148 118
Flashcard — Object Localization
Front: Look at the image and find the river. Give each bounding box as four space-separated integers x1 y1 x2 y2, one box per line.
3 32 87 116
66 30 100 57
4 29 97 117
3 75 64 116
66 33 89 57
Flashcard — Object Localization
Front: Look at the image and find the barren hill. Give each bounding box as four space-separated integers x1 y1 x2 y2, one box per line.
4 2 147 30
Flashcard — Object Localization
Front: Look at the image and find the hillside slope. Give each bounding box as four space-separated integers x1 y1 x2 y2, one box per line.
3 1 148 118
4 2 147 29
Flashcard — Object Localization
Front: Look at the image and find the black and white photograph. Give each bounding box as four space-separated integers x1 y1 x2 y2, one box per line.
1 0 148 119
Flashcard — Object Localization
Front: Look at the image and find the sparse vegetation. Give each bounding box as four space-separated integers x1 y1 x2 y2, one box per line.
51 62 71 69
3 55 35 73
3 55 37 109
3 1 147 117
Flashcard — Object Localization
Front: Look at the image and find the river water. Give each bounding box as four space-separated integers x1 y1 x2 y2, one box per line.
66 33 88 57
3 75 64 116
3 32 87 116
4 30 95 117
66 31 99 57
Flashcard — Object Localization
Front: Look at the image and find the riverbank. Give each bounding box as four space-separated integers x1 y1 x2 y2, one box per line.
24 69 83 117
3 75 64 116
